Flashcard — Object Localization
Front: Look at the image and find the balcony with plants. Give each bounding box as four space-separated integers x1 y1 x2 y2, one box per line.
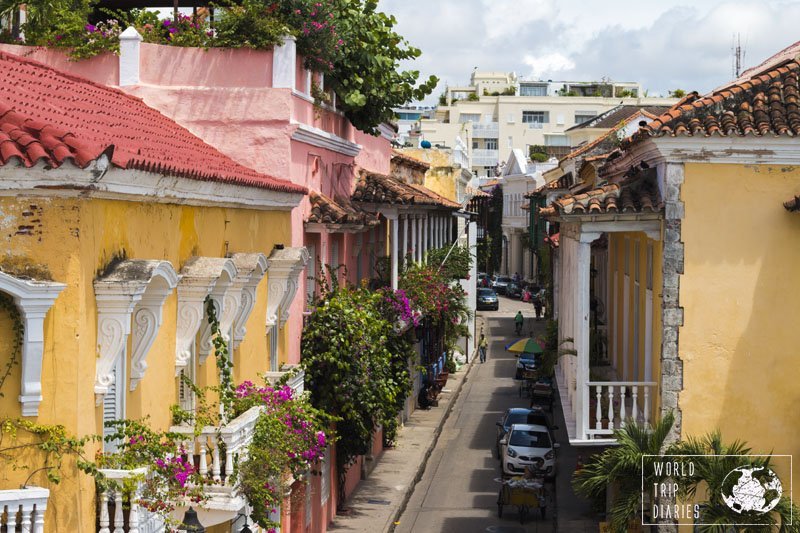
0 0 438 135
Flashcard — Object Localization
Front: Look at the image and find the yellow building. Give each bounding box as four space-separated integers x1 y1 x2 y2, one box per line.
542 41 800 525
0 51 310 531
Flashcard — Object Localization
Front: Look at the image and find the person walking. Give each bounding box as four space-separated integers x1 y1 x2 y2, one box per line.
533 296 543 320
478 333 488 363
514 310 524 335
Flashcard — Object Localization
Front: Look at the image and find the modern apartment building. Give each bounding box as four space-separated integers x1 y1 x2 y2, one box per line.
420 71 677 178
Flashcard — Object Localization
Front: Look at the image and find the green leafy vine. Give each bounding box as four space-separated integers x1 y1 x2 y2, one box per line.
0 292 23 398
205 296 234 420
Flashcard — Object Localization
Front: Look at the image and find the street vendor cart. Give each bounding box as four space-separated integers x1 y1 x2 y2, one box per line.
496 477 547 523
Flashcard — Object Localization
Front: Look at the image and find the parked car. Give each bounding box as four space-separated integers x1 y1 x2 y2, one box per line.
477 288 499 311
495 407 556 459
499 423 559 478
506 282 523 299
515 352 540 379
493 275 512 295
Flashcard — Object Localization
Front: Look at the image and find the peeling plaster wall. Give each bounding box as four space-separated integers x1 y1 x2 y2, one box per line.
0 194 291 532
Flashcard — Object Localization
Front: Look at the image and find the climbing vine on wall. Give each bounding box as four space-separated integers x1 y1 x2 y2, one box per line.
0 292 23 398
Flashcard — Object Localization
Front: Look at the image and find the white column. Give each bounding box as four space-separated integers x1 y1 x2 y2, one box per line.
576 232 599 440
423 215 429 261
434 216 441 249
390 216 399 290
411 215 418 264
402 215 409 262
119 27 142 87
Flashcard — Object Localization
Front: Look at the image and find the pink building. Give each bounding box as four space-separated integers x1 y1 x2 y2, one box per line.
0 31 459 532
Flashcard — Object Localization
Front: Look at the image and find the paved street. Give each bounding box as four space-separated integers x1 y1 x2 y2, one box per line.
395 296 600 533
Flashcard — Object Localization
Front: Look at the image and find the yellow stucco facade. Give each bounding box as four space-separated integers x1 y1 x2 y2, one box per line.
0 194 293 531
607 231 663 420
397 148 461 202
679 162 800 498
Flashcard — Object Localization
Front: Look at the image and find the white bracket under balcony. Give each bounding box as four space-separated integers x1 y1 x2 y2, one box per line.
176 257 237 370
0 271 65 417
95 260 178 404
229 253 269 349
128 262 179 391
265 247 309 335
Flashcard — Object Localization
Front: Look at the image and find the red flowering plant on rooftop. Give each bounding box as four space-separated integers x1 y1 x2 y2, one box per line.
232 379 330 531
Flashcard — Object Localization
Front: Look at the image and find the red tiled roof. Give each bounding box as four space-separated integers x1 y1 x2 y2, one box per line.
466 186 490 198
352 171 460 209
565 105 670 131
626 59 800 144
539 177 662 217
0 51 304 194
307 191 379 226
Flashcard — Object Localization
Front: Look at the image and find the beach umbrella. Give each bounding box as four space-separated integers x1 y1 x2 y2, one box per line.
505 337 544 355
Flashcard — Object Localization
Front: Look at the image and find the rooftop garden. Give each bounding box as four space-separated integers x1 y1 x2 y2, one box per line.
0 0 438 133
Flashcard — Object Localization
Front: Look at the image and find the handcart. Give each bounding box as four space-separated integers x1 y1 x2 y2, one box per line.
518 370 538 398
496 477 547 523
529 381 554 411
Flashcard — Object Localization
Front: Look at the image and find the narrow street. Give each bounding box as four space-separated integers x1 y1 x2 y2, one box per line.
395 297 599 533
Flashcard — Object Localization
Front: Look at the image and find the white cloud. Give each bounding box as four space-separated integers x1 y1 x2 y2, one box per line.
522 52 575 79
378 0 800 104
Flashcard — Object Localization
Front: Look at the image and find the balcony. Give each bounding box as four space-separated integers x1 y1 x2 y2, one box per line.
0 487 49 532
526 122 544 129
471 122 499 138
472 149 499 167
263 365 305 395
96 468 165 533
169 406 263 527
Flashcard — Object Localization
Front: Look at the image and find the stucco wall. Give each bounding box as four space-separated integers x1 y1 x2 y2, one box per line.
679 162 800 496
0 194 292 531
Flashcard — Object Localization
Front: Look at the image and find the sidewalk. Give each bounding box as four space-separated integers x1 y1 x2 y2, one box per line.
327 344 478 532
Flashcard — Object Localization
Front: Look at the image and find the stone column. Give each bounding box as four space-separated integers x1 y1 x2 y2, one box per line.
411 215 418 264
422 215 429 261
402 214 409 265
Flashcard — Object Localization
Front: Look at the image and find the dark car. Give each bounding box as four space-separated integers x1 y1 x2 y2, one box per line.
477 288 499 311
495 407 557 459
506 282 523 299
515 352 540 379
493 275 512 295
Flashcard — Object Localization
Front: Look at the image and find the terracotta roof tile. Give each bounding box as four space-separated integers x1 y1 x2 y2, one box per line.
307 191 379 226
352 171 460 209
543 177 662 217
391 150 430 170
625 58 800 146
0 51 304 194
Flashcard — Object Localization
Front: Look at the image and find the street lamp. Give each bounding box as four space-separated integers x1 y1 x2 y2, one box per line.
179 507 205 532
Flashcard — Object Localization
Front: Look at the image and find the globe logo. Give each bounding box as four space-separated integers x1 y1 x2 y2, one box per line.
722 466 782 514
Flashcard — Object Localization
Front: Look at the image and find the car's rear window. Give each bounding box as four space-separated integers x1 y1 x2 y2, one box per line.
509 430 551 448
504 412 530 427
478 289 495 296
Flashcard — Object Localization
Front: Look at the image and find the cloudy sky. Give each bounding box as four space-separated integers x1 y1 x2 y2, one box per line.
379 0 800 104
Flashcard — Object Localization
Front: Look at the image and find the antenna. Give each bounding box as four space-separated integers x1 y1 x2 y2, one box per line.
732 33 744 78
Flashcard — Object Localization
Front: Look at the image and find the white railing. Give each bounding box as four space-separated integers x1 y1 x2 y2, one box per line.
472 149 499 167
263 365 305 395
526 122 544 129
453 148 470 169
0 487 48 532
170 406 262 488
97 468 164 533
585 381 657 438
471 122 499 138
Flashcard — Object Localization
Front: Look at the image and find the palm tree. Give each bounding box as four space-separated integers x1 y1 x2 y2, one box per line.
573 411 676 532
669 432 799 532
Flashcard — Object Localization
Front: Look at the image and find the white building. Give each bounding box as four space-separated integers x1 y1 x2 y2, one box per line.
498 149 558 280
420 71 677 178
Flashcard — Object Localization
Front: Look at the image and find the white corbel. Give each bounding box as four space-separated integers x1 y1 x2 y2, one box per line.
94 269 149 405
128 262 179 391
0 271 66 416
230 253 269 349
265 247 310 335
183 258 237 365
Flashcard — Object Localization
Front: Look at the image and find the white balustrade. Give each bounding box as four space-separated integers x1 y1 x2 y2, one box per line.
170 405 262 488
263 365 305 395
472 149 499 167
0 487 48 533
585 381 657 438
96 468 164 533
471 122 499 138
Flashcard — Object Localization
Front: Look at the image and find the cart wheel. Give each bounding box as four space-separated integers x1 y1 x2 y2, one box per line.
497 503 503 518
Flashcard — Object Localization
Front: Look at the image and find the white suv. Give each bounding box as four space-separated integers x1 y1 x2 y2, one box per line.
499 423 558 478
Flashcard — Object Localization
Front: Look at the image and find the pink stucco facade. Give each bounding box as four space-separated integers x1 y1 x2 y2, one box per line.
1 40 393 532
